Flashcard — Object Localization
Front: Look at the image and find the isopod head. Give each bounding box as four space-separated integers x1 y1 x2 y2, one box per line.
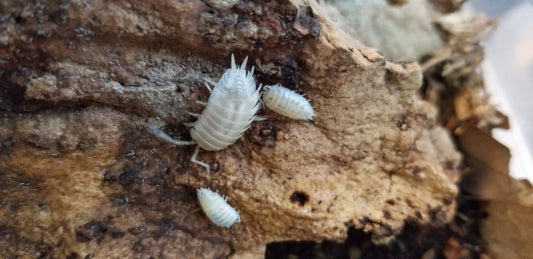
214 54 258 99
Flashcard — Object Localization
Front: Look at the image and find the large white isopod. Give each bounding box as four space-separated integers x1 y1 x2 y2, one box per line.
147 54 262 173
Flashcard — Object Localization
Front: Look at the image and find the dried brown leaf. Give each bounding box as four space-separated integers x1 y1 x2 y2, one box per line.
456 121 510 177
456 121 533 258
454 88 506 130
482 201 533 259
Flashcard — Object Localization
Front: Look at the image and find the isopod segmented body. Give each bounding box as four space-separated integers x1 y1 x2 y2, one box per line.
197 188 241 228
262 84 314 120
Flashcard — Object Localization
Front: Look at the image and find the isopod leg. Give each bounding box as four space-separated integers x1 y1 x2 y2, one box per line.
195 100 208 106
204 82 213 92
191 145 211 174
254 115 267 121
187 112 201 117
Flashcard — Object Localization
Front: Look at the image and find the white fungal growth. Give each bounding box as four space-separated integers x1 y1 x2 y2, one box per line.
262 84 314 120
196 188 241 228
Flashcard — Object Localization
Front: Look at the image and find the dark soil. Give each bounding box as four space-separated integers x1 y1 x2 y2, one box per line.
265 194 487 259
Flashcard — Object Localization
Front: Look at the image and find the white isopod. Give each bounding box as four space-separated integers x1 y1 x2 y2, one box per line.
196 188 241 228
147 54 262 173
262 84 314 120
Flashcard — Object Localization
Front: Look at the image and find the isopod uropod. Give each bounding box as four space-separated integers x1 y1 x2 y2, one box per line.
196 188 241 228
262 84 314 120
147 54 262 173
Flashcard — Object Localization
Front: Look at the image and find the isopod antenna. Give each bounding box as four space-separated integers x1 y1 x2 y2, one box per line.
146 124 213 173
146 124 196 146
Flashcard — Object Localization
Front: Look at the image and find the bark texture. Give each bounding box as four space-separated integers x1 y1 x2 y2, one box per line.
0 0 460 258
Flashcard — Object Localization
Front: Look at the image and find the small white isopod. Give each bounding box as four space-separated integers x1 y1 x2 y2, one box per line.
196 188 241 228
262 84 314 120
147 54 262 173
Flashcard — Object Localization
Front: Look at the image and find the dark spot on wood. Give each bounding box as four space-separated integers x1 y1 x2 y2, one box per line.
386 199 395 205
387 0 408 6
281 59 300 88
110 231 125 239
297 6 321 38
77 137 96 151
114 194 130 205
411 166 422 175
383 210 392 220
275 3 298 23
119 166 141 186
443 159 456 170
382 224 394 236
415 210 423 219
76 220 109 243
234 2 253 14
260 126 274 138
0 71 53 113
282 65 296 77
202 33 220 43
210 160 220 173
344 221 354 228
7 201 20 214
66 252 79 259
353 150 369 160
248 122 279 148
428 0 465 13
395 120 409 130
404 198 415 207
235 18 249 30
128 226 147 236
104 170 117 184
132 240 146 252
0 137 16 157
14 16 26 24
151 218 174 238
75 231 91 243
358 217 369 226
429 206 447 226
290 191 309 206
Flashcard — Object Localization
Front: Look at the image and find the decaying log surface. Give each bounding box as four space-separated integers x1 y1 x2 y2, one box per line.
0 0 460 257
